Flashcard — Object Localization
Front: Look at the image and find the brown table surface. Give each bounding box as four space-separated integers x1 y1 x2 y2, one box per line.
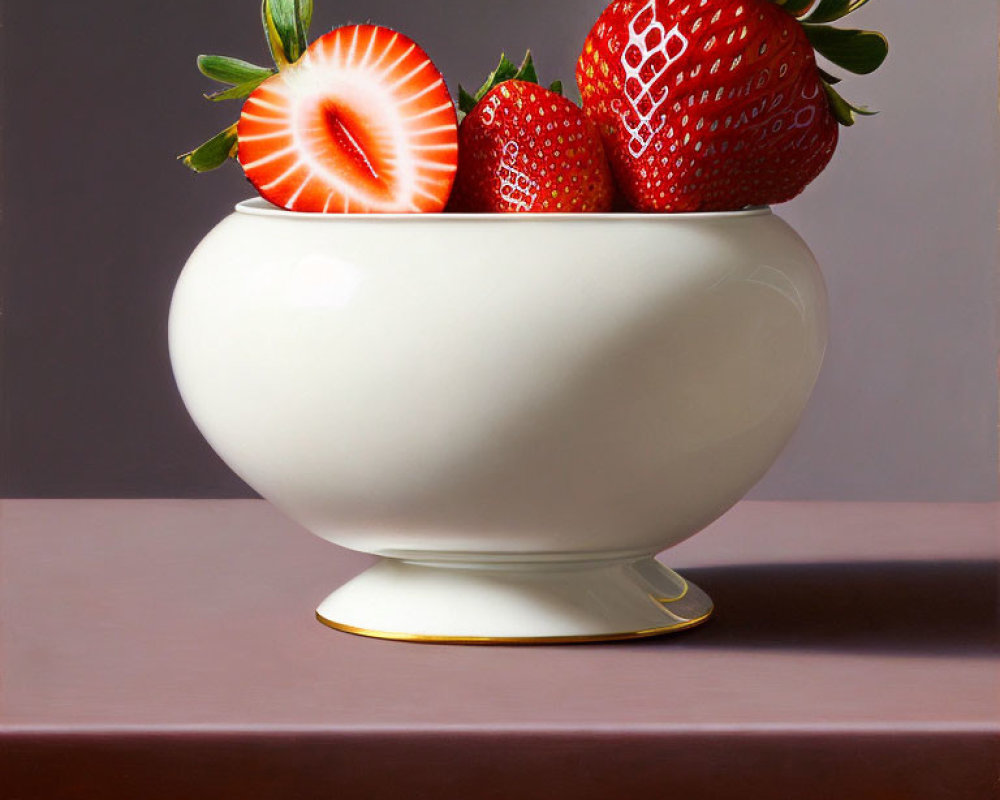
2 500 997 799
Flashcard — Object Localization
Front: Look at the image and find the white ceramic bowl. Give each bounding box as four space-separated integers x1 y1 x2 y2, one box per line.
169 198 827 643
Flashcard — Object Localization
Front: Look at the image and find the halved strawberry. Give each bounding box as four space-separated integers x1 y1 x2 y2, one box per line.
236 25 458 212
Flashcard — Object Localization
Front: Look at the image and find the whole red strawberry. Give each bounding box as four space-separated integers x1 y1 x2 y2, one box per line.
577 0 887 211
450 54 614 213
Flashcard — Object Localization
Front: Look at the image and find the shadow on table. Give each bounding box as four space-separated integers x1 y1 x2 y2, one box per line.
645 559 999 657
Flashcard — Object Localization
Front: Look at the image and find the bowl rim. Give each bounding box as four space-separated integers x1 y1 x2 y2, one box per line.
234 197 772 221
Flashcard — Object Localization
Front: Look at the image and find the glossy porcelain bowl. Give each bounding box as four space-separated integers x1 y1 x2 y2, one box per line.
169 198 827 643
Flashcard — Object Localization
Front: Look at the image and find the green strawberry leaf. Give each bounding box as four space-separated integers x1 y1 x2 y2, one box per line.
462 49 566 114
803 25 888 74
821 80 877 126
471 53 520 103
262 1 289 68
179 123 239 172
299 0 313 34
204 73 273 101
197 55 274 85
775 0 817 16
261 0 308 68
457 85 478 116
276 0 309 61
805 0 851 22
513 52 538 84
816 66 841 84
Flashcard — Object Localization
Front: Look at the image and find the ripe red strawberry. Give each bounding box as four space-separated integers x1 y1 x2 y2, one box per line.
576 0 887 211
238 25 457 212
449 54 614 213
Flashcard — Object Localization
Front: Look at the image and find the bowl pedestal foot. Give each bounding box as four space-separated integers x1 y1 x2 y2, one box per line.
315 555 713 644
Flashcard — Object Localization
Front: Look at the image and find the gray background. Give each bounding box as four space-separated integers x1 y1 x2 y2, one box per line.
1 0 996 499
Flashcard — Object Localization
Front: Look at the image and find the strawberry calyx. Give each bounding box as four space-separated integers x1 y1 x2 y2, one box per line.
179 0 311 172
772 0 888 126
457 51 563 119
262 0 312 67
181 122 238 173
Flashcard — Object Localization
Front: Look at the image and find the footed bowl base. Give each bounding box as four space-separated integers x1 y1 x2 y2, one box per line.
315 555 713 644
